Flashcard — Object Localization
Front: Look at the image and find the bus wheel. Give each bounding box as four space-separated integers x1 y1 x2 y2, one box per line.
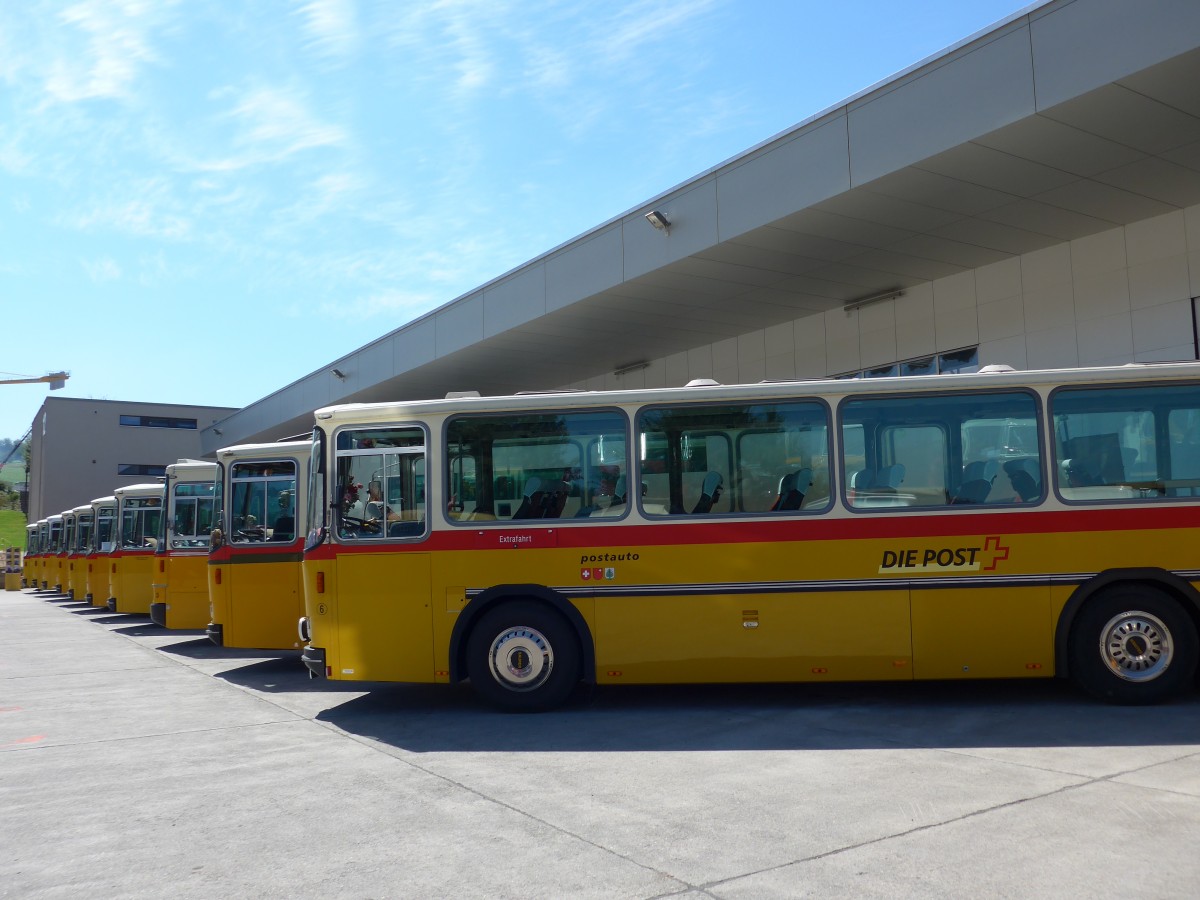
1068 586 1198 704
466 601 581 712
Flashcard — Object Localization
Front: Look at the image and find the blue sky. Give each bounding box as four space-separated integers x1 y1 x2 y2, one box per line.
1 0 1035 441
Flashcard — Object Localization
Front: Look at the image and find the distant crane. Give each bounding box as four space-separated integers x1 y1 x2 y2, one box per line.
0 372 69 390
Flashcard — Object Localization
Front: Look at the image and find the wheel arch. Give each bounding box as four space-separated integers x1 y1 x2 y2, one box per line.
1055 567 1200 678
448 583 596 684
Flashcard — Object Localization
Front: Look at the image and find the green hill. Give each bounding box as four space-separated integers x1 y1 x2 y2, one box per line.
0 509 27 551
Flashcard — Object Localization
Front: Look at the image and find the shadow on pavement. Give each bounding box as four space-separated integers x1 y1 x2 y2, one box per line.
216 656 391 695
313 678 1200 753
91 614 150 626
157 638 298 661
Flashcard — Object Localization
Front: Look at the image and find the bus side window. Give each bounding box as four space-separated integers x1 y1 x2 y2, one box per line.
638 400 830 517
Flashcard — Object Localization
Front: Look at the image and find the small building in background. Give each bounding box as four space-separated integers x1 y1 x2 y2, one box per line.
27 397 237 520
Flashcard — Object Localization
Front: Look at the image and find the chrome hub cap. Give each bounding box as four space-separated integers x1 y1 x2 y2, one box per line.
1100 611 1173 682
488 625 553 692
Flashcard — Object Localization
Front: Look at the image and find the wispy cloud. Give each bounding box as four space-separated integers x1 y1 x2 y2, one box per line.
190 84 348 172
317 287 439 319
44 0 170 104
595 0 717 66
387 0 509 95
64 177 191 239
80 255 122 282
295 0 360 60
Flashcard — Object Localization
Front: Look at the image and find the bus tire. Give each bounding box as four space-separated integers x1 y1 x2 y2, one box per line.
466 600 581 712
1068 586 1198 704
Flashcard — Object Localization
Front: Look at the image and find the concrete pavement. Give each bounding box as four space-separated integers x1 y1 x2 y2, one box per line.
3 587 1199 898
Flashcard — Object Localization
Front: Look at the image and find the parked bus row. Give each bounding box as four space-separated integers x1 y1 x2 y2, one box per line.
22 441 310 653
21 362 1200 710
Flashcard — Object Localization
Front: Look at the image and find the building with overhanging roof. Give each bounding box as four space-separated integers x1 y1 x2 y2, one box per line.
202 0 1200 453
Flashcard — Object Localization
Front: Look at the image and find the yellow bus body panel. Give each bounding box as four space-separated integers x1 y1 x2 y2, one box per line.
68 556 87 599
305 553 434 681
96 557 117 607
307 516 1200 687
161 553 210 629
113 553 155 614
215 558 305 650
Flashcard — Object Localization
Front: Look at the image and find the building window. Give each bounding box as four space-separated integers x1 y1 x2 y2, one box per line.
119 414 198 429
118 463 167 477
836 346 979 380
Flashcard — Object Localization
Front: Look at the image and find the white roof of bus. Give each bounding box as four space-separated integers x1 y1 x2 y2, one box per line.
89 496 117 508
113 482 164 498
215 439 311 462
72 504 93 515
312 361 1200 425
166 460 217 478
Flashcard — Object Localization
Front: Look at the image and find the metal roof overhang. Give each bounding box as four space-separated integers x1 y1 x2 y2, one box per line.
205 0 1200 452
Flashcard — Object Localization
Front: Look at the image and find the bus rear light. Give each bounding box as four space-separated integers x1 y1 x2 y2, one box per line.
1026 663 1043 670
214 569 222 585
159 560 164 572
606 671 622 677
326 666 332 677
316 571 325 593
893 660 909 667
811 667 828 674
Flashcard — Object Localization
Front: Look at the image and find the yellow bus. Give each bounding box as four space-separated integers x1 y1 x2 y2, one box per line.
151 461 218 629
66 503 92 600
299 362 1200 710
108 483 164 614
86 495 117 606
207 441 310 650
23 523 38 589
61 508 80 598
46 513 65 594
33 518 49 590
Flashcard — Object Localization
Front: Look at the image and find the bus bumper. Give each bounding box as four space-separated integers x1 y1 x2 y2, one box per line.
206 623 223 647
149 602 167 627
301 646 326 679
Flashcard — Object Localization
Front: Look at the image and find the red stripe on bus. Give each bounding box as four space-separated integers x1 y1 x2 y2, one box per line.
303 505 1197 558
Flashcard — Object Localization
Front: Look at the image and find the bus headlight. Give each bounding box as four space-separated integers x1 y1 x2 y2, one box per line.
298 616 312 643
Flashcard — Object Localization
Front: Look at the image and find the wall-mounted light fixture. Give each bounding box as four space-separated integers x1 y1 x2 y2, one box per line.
843 288 905 313
614 360 650 376
331 368 347 380
644 210 671 232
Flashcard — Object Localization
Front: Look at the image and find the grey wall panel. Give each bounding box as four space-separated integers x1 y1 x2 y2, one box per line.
848 26 1036 185
545 226 622 313
434 292 483 356
1031 0 1200 110
295 377 331 423
622 180 719 282
715 117 850 241
353 340 393 383
392 318 436 371
272 383 312 431
483 264 547 338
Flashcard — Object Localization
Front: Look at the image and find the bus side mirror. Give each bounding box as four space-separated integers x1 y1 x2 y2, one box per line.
305 526 326 553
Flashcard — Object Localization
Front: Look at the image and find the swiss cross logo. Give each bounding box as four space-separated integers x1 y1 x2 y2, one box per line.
980 535 1011 571
580 568 591 580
